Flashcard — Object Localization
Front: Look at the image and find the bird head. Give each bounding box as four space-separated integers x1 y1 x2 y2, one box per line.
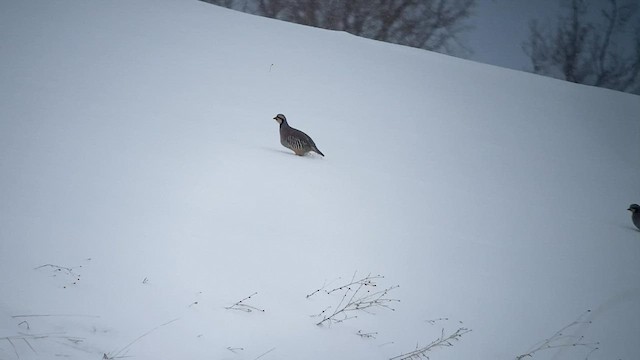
628 204 640 213
273 114 286 125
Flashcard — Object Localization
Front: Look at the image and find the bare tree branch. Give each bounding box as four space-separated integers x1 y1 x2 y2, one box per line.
524 0 640 94
201 0 475 56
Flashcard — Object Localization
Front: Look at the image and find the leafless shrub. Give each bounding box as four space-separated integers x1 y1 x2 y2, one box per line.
103 318 179 359
424 318 449 326
309 272 399 326
227 346 244 353
253 347 276 360
356 330 378 339
225 292 265 313
515 309 599 360
389 327 471 360
201 0 476 57
1 333 85 359
34 263 83 287
523 0 640 94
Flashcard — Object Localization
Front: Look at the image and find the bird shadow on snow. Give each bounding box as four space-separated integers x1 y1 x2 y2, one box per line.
259 146 324 159
615 223 640 233
622 225 640 233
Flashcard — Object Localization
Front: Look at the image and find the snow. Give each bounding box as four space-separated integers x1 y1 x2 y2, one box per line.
1 0 639 359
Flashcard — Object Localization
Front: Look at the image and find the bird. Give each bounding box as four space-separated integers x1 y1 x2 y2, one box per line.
628 204 640 230
273 114 324 157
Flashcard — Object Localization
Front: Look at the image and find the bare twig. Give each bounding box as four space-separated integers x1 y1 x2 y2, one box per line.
356 330 378 339
34 263 83 287
225 292 265 313
585 346 599 360
305 277 341 298
515 310 599 360
312 272 399 326
325 271 385 295
425 318 449 325
253 347 275 360
34 264 78 275
306 279 329 299
6 337 19 359
390 327 471 360
227 346 244 353
105 318 179 359
21 337 36 353
12 314 99 319
2 333 86 358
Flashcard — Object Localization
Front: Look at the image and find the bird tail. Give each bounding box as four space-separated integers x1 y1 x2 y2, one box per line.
314 147 325 157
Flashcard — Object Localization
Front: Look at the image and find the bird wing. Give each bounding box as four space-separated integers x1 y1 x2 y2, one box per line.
290 127 315 147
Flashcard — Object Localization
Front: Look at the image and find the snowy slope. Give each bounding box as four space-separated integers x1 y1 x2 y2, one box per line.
1 0 639 359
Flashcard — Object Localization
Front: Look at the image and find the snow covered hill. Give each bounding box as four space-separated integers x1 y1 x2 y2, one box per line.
1 0 639 359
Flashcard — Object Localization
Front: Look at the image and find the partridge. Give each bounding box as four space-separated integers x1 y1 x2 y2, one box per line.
273 114 324 157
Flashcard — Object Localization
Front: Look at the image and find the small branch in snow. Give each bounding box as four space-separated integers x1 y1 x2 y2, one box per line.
188 291 203 307
311 272 399 326
515 310 599 360
104 318 179 359
34 263 78 275
389 327 471 360
1 333 86 358
305 276 341 299
253 347 275 360
12 314 100 319
227 346 244 354
34 263 84 288
425 317 449 325
325 271 385 295
356 330 378 339
225 292 265 313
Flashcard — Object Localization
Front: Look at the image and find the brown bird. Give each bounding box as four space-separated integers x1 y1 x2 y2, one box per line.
273 114 324 157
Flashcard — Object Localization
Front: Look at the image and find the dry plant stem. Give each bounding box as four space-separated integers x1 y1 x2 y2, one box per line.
2 333 86 358
326 272 384 295
6 337 18 359
585 347 599 360
356 330 378 339
306 272 384 299
390 327 471 360
305 277 341 298
34 263 83 288
34 264 80 277
515 310 599 360
12 314 99 319
225 292 265 313
253 347 276 360
315 273 399 326
425 318 449 325
105 318 179 359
